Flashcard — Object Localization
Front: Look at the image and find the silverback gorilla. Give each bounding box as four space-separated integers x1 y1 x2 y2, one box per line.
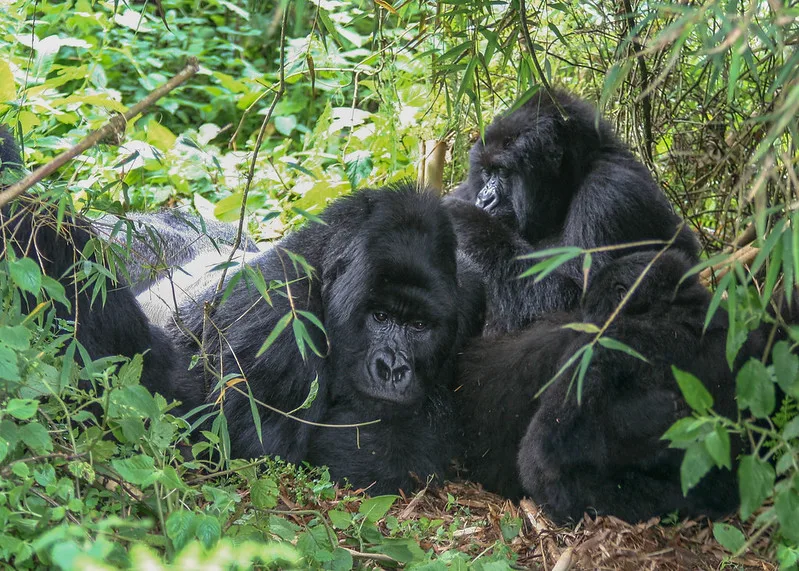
456 250 761 523
159 184 485 494
449 89 700 334
93 210 259 295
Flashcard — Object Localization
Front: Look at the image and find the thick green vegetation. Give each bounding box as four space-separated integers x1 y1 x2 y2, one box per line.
0 0 797 568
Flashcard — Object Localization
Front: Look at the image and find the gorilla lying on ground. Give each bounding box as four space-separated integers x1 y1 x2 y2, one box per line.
449 89 700 334
0 125 176 393
158 183 484 494
456 250 763 523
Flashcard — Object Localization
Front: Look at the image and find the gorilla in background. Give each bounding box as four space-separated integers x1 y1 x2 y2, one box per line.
160 183 485 494
456 250 762 523
448 89 701 334
0 125 175 394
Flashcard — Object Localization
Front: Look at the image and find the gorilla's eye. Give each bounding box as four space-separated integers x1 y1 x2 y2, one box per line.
410 320 427 331
373 311 389 323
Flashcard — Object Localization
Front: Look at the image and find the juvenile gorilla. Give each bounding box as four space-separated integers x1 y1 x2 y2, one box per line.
456 251 758 522
0 126 175 393
162 184 484 494
449 90 700 334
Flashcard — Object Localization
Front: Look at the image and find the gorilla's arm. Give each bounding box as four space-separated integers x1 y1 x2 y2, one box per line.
517 316 738 523
446 198 582 334
453 315 582 497
563 157 699 264
165 241 328 463
0 126 175 395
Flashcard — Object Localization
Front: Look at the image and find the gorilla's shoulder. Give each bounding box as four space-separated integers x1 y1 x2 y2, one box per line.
321 182 443 220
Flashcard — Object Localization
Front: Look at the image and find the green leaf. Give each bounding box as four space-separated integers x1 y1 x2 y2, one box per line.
195 515 221 549
0 344 20 382
783 416 799 440
662 417 711 448
672 367 714 413
12 462 29 478
274 115 297 136
19 422 53 453
575 345 593 405
268 514 301 541
251 478 278 509
256 312 293 357
41 275 69 308
598 337 649 362
562 322 600 334
166 510 196 552
773 341 799 398
601 60 634 109
10 257 42 295
775 486 799 542
519 251 581 281
246 381 263 444
292 377 319 412
117 354 144 386
680 442 714 495
0 326 31 350
6 398 38 420
108 385 160 420
703 425 731 470
499 515 522 541
713 522 746 553
344 150 373 190
736 359 775 418
738 455 775 519
328 509 352 530
111 454 158 487
368 537 425 564
359 495 398 523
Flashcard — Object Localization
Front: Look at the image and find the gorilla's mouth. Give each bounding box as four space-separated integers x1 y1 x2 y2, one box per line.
357 365 421 404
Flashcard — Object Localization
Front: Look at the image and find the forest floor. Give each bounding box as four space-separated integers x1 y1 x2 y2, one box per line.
280 479 777 570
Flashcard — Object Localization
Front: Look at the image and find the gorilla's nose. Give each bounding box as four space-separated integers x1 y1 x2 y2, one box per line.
476 184 499 212
373 352 412 387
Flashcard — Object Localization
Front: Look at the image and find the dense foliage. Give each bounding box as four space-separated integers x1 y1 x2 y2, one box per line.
1 0 798 568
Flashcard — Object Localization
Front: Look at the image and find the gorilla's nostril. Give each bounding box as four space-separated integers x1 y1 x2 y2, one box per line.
376 358 391 382
392 365 410 385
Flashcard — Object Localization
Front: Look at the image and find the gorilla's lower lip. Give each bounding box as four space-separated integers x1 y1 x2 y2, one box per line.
359 382 417 404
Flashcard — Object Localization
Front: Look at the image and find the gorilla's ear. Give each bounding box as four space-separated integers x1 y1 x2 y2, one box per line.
321 250 368 325
321 257 349 290
613 283 628 305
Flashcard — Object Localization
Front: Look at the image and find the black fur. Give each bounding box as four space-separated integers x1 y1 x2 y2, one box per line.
0 126 175 395
163 184 485 494
448 90 700 334
456 250 758 523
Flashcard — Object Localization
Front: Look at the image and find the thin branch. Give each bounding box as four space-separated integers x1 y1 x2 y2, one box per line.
517 0 566 118
0 58 200 208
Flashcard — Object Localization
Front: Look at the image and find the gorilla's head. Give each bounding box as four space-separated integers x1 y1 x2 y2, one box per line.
457 90 612 244
320 186 462 406
582 250 709 324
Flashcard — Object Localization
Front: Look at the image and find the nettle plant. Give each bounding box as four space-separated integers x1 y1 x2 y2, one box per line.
665 216 799 566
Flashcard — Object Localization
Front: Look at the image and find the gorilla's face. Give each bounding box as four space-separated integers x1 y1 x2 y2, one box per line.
582 251 707 323
462 100 570 244
351 257 457 404
322 198 460 406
